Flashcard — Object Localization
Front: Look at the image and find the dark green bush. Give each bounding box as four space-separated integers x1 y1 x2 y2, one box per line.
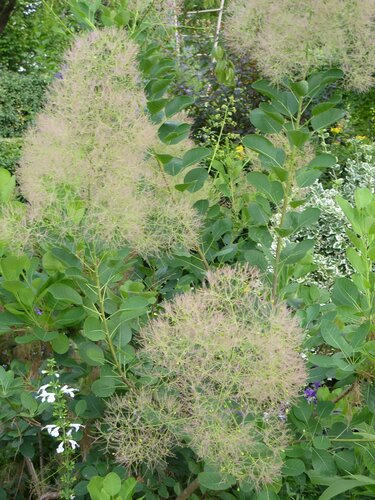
0 0 74 74
0 70 47 138
0 137 23 171
344 86 375 140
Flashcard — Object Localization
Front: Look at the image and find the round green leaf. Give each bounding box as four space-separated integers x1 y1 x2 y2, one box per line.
198 472 236 491
103 472 122 496
165 95 195 118
181 147 211 168
20 391 38 413
183 167 209 192
83 316 105 341
158 121 191 145
311 108 345 131
47 283 83 305
335 450 356 473
74 399 87 416
313 435 331 450
51 333 70 354
281 458 306 477
332 278 361 308
79 342 105 366
250 108 284 134
0 168 16 203
91 377 116 397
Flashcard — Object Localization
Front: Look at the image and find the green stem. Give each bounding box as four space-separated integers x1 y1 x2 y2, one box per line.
195 245 210 272
272 189 291 300
271 96 303 300
93 261 136 392
207 104 229 174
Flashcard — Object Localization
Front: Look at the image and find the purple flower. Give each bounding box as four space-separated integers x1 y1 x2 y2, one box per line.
34 308 43 316
54 72 63 80
313 381 321 390
304 387 317 404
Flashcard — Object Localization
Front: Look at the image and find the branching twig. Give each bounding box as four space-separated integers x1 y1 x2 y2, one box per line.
25 457 42 499
40 493 60 500
332 383 356 404
176 478 200 500
195 245 210 271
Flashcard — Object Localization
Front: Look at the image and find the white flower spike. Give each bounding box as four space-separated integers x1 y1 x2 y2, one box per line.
69 440 79 450
56 441 65 454
61 385 78 398
36 388 56 404
42 425 60 437
67 423 85 437
37 384 51 393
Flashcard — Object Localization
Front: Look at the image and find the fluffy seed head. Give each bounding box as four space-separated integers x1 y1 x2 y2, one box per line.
15 28 200 255
105 266 306 487
101 389 184 470
225 0 375 90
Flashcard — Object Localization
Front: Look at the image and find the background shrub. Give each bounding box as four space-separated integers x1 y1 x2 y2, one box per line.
0 137 23 171
0 70 47 138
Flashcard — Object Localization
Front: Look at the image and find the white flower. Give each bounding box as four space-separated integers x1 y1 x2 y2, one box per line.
69 439 79 450
70 423 84 432
61 385 78 398
67 423 85 436
56 441 65 454
38 384 51 393
56 439 79 453
36 387 56 403
42 425 60 437
41 370 48 374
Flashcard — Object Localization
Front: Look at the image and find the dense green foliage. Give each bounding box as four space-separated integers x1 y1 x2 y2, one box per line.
0 1 374 500
0 70 47 137
0 137 23 171
0 0 74 73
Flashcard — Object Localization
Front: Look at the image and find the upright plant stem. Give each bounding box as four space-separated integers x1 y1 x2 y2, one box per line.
195 244 210 271
208 104 229 174
272 188 291 300
271 95 303 300
93 261 136 392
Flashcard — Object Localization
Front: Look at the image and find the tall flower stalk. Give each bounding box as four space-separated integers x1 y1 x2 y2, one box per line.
37 359 83 499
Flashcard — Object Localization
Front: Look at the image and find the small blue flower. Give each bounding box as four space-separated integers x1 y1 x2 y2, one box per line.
304 387 317 404
54 71 63 80
34 308 43 316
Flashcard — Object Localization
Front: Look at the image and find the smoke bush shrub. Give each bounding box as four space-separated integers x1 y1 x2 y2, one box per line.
6 28 201 255
103 266 306 488
1 2 374 497
225 0 375 91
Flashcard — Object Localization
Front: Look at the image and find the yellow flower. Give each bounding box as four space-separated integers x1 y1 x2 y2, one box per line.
355 135 367 140
235 144 245 159
330 126 342 134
